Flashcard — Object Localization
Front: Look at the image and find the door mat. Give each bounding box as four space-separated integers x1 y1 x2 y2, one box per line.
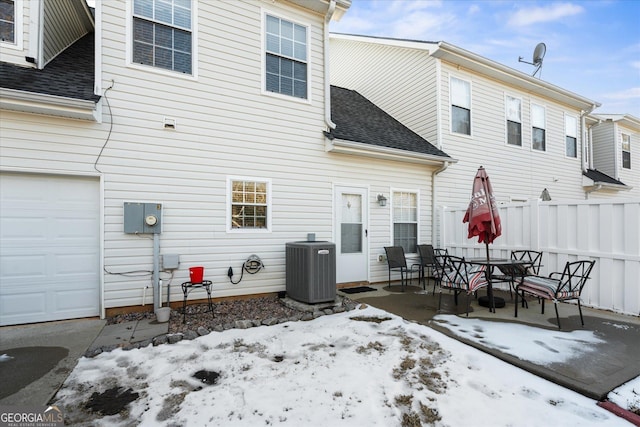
340 286 377 294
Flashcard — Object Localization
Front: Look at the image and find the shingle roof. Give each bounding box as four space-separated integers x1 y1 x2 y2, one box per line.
328 85 451 159
0 32 99 102
583 169 627 186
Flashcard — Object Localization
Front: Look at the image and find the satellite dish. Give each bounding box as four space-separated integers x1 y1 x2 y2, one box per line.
532 42 546 65
519 42 546 78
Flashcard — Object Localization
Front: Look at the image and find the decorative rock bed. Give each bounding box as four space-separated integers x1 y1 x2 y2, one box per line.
87 295 359 357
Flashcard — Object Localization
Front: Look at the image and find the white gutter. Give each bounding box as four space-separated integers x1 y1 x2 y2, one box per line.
0 88 99 121
324 0 337 130
431 161 451 245
326 137 456 166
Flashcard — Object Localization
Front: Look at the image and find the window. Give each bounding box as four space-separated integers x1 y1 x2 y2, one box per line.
132 0 192 74
451 77 471 135
393 191 418 254
0 0 15 43
565 115 578 158
265 14 308 99
531 104 546 151
622 133 631 169
506 96 522 146
228 178 271 231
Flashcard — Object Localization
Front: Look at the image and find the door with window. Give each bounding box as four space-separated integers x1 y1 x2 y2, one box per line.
335 186 368 283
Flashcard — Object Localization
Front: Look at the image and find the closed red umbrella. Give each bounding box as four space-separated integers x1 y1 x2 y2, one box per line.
463 166 502 311
463 166 501 244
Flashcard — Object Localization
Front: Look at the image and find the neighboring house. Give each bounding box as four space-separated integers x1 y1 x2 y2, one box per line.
0 0 457 326
329 34 640 244
583 114 640 199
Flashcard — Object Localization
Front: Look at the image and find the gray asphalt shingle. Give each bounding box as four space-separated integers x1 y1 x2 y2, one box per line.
328 85 451 159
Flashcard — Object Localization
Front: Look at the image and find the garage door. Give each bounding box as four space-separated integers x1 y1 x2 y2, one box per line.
0 173 100 326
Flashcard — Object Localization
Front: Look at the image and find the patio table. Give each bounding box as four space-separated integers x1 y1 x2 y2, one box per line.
466 258 532 313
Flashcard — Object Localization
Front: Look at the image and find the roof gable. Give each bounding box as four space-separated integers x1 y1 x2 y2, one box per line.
327 85 452 162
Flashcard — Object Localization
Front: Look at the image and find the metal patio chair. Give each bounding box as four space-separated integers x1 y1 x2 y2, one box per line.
384 246 420 292
515 260 595 329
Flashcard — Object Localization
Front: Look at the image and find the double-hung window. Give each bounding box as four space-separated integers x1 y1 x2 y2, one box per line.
506 96 522 146
531 104 546 151
565 115 578 158
228 178 271 231
622 133 631 169
265 14 308 99
132 0 193 74
451 77 471 135
0 0 15 43
392 191 418 254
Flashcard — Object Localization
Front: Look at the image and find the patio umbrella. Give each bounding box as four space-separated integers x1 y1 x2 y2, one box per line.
463 166 502 311
463 166 501 246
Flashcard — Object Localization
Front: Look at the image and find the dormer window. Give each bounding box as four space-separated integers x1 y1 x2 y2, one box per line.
132 0 193 75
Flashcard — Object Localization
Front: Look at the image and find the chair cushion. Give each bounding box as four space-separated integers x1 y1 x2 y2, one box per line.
467 269 488 293
519 276 580 300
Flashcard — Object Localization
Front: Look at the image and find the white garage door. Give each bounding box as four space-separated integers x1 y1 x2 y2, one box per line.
0 173 100 326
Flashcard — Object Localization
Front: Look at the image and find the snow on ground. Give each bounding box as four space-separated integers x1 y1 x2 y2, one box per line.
54 306 632 426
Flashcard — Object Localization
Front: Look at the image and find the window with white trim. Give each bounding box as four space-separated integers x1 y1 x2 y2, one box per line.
451 77 471 135
132 0 193 74
531 104 546 151
392 191 418 254
622 133 631 169
565 115 578 158
228 178 270 231
265 14 308 99
506 96 522 146
0 0 15 43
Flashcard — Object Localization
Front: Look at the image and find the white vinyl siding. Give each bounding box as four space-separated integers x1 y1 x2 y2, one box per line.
392 191 418 254
451 76 471 135
531 104 546 151
565 115 578 158
42 0 93 66
505 95 522 146
131 0 193 75
329 37 438 144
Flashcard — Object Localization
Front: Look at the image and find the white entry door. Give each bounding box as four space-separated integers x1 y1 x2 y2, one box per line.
335 186 368 283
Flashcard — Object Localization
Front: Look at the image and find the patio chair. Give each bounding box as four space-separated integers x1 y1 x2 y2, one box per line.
384 246 421 292
492 250 543 298
437 255 488 317
431 249 449 293
416 244 437 292
515 260 595 329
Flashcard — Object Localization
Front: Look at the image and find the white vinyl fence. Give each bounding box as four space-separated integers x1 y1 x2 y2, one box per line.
440 199 640 316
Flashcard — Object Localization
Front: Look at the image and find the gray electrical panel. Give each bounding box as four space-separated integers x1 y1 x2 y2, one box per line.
124 202 163 234
286 241 336 303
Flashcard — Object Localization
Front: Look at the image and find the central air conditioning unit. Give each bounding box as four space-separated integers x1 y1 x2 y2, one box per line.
285 241 336 303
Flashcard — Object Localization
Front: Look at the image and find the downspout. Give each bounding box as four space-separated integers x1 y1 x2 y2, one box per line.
585 184 602 200
432 161 451 246
580 104 597 172
324 0 337 130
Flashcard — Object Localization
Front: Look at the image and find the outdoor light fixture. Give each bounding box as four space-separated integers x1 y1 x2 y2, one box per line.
377 194 387 207
540 188 551 201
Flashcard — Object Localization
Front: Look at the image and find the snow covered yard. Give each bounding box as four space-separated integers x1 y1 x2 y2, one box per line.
53 305 636 426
